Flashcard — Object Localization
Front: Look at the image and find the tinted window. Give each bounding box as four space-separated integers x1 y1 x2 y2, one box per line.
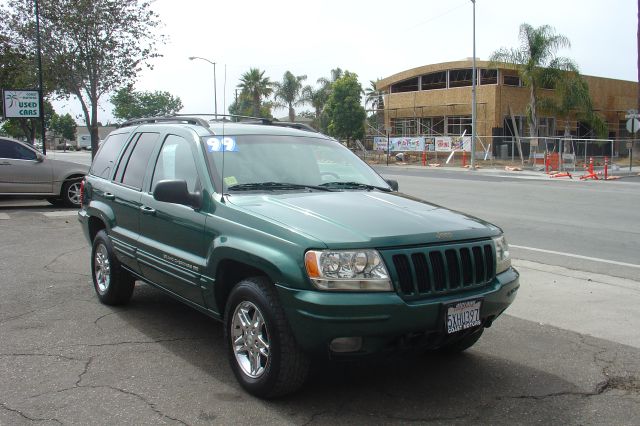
113 133 143 182
90 133 130 179
0 139 37 160
121 133 161 190
151 135 199 192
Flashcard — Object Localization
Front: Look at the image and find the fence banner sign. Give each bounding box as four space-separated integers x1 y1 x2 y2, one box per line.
2 89 40 118
373 136 426 152
435 136 452 152
435 136 471 152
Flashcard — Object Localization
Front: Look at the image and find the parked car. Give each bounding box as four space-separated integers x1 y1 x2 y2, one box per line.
0 137 88 207
78 116 519 398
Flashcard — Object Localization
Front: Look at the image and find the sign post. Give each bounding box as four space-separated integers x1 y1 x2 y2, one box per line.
625 111 639 172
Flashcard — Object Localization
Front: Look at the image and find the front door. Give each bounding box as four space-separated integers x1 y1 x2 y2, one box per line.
137 132 207 306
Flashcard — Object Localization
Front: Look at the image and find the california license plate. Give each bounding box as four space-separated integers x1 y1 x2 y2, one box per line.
446 299 482 334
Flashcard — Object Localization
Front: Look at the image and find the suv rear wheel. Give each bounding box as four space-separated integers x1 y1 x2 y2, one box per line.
224 277 310 398
91 230 135 305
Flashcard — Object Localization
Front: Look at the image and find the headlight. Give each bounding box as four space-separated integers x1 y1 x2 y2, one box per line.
493 235 511 274
304 249 392 291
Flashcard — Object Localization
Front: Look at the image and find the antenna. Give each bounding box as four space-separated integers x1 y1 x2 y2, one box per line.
220 64 227 202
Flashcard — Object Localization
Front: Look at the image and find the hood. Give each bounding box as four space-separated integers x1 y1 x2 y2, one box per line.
226 190 500 248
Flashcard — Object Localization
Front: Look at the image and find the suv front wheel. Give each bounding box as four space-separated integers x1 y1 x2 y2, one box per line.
91 230 135 305
224 277 310 398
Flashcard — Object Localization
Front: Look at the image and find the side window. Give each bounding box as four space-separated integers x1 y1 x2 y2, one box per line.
113 133 142 182
151 135 199 192
0 139 36 160
120 133 161 190
90 133 130 179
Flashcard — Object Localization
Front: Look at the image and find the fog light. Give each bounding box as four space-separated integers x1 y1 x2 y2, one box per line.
329 337 362 353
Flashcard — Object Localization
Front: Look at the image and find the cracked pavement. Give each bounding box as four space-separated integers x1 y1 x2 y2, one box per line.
1 204 639 425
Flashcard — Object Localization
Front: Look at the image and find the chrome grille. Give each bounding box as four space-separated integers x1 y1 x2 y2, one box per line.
386 241 495 299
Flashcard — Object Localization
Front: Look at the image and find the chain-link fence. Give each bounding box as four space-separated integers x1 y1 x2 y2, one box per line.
357 135 640 171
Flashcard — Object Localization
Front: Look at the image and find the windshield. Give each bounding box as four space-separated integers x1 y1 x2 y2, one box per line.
204 134 390 193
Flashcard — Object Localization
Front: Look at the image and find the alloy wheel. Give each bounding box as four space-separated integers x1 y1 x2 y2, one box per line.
231 301 271 378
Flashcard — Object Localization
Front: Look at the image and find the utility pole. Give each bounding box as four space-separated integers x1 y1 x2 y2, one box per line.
189 56 217 118
470 0 476 170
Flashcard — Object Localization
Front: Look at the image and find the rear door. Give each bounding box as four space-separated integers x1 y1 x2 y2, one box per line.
0 139 52 194
136 131 207 306
107 132 162 272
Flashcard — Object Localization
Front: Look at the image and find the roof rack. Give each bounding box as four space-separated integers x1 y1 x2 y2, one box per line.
118 116 210 128
118 114 318 133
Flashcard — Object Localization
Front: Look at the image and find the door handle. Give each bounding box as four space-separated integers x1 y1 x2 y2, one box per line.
0 161 10 166
140 206 156 215
103 192 115 200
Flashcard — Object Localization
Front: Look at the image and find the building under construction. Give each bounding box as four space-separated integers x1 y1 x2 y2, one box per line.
374 60 638 159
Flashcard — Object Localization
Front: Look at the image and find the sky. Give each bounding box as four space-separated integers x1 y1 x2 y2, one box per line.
51 0 638 124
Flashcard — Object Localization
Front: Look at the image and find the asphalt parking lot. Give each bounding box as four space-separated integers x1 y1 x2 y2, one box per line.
0 200 639 425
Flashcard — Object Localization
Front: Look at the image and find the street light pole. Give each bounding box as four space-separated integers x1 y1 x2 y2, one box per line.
470 0 476 170
188 56 217 118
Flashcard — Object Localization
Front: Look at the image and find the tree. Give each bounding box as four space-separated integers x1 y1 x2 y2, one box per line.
112 86 183 121
49 112 76 141
0 31 56 143
228 89 272 119
1 0 164 156
364 79 385 133
302 67 345 132
538 73 607 138
490 24 576 140
273 71 308 122
324 71 366 142
237 68 273 118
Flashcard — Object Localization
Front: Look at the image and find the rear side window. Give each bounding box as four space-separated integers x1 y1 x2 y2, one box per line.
90 133 130 179
120 133 161 190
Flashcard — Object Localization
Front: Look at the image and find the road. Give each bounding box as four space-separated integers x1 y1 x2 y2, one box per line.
0 166 639 424
375 165 640 281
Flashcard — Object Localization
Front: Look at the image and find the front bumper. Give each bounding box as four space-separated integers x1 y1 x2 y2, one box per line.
276 267 519 354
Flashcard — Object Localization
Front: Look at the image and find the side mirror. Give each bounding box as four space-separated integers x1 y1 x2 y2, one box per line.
36 153 45 162
153 180 202 209
386 179 399 191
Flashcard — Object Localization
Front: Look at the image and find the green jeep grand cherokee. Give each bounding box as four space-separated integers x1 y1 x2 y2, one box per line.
78 116 519 398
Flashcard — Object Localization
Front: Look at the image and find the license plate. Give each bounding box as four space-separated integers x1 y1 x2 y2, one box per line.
446 299 482 334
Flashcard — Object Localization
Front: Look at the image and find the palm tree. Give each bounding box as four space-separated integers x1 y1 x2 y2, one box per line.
273 71 308 122
539 73 607 138
364 80 384 111
317 67 344 92
237 68 273 117
490 24 576 139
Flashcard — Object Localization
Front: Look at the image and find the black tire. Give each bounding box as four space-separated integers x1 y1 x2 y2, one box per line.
436 328 484 354
62 178 82 208
224 277 310 398
91 230 135 305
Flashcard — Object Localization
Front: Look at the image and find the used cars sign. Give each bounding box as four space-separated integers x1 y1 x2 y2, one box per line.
2 89 40 118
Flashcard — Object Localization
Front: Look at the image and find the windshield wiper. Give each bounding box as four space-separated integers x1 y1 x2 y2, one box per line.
227 182 334 192
319 181 391 192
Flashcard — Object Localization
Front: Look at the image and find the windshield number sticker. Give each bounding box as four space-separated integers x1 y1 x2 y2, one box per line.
206 137 237 152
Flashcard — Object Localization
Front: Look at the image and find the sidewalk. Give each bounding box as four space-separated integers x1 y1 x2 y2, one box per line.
508 259 640 349
374 162 640 182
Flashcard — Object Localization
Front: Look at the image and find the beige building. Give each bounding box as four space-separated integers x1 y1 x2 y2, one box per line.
375 60 638 157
